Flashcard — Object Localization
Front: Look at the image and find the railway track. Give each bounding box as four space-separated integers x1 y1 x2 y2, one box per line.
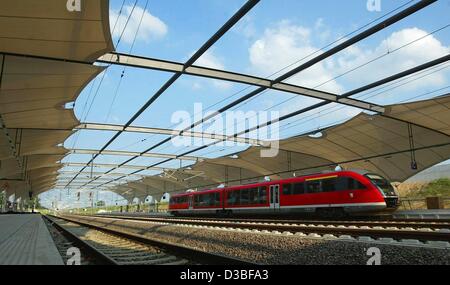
45 215 257 265
95 214 450 230
89 214 450 244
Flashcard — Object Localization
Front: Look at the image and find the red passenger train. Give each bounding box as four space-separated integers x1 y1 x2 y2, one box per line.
168 170 400 217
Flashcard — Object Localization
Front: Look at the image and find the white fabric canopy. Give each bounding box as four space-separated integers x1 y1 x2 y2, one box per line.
0 0 113 199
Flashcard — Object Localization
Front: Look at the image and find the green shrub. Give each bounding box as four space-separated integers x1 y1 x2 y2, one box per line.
412 178 450 198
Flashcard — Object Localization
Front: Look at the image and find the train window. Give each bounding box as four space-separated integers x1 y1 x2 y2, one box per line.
258 187 267 204
322 178 337 192
240 189 249 205
194 195 199 206
321 177 368 192
334 177 348 191
208 193 216 206
203 194 208 206
306 180 322 194
235 191 241 205
194 194 210 207
226 192 232 205
214 192 221 206
282 183 292 195
253 188 260 204
208 194 215 206
227 191 240 205
283 183 305 195
293 182 305 194
350 178 366 190
246 188 255 204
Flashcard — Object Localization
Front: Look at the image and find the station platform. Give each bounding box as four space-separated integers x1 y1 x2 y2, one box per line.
0 214 64 265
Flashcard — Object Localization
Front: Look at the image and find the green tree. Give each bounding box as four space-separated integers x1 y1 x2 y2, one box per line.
0 192 4 210
31 197 43 210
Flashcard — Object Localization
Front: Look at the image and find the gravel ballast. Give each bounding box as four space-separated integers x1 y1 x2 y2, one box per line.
62 215 450 265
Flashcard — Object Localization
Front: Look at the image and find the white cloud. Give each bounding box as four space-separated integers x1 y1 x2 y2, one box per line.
248 21 450 134
192 82 203 90
235 16 257 39
110 5 168 44
249 20 343 94
194 51 232 90
314 18 331 43
249 22 449 96
195 51 226 70
334 27 450 93
247 20 347 132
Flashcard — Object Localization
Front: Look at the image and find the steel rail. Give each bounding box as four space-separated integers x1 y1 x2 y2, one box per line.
94 214 450 230
43 215 118 265
53 214 260 265
79 214 450 242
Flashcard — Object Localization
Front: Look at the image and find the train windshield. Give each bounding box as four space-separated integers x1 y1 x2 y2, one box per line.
365 174 397 197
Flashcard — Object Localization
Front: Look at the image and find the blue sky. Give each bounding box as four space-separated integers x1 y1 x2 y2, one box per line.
40 0 450 209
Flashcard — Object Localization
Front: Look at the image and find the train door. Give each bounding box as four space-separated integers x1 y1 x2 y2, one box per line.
269 184 280 210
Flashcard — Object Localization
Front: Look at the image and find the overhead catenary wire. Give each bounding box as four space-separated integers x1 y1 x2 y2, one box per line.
176 57 450 162
92 53 450 191
224 23 450 136
91 54 450 191
63 0 138 184
111 0 418 152
123 1 433 161
64 0 261 188
79 0 441 190
115 6 450 166
105 0 150 123
68 0 127 149
273 62 450 134
65 0 128 176
65 1 444 191
253 61 450 138
110 138 450 203
83 0 139 122
277 79 450 138
105 0 436 162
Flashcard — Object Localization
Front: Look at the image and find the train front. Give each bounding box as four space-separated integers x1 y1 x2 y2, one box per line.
364 173 400 211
